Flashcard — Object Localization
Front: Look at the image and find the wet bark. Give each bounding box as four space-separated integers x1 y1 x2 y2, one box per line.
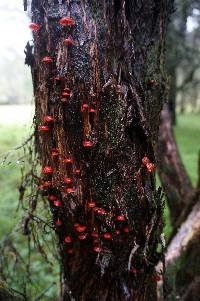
27 1 173 300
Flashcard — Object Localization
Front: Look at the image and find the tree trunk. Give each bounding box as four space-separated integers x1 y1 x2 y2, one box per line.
26 1 173 300
157 104 193 229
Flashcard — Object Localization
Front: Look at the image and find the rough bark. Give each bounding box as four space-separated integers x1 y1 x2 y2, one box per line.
157 104 193 228
27 1 173 300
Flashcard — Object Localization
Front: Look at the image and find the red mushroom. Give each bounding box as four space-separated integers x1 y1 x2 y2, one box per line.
74 169 81 175
116 215 125 221
123 227 129 233
63 37 74 45
83 140 94 147
42 56 53 63
89 108 97 113
48 195 56 201
78 233 88 240
42 166 53 174
29 23 40 31
59 16 75 26
64 235 72 243
146 162 156 173
43 115 54 123
81 103 89 112
76 225 87 233
38 125 49 132
64 177 73 184
93 245 102 253
97 208 106 215
142 156 150 165
54 200 61 207
103 233 112 239
66 187 75 193
52 148 59 159
63 158 73 164
87 201 96 208
152 274 161 282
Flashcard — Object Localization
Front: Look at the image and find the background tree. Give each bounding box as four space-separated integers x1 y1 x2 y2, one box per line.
166 0 200 122
25 0 173 300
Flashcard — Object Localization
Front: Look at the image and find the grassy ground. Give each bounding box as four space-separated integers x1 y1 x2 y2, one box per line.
174 114 200 186
0 106 199 298
0 105 58 300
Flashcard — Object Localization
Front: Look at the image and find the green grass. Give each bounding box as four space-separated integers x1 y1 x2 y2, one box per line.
174 114 200 186
0 105 59 300
0 106 199 298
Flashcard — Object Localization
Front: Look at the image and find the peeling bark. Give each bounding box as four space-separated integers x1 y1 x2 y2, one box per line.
27 1 173 300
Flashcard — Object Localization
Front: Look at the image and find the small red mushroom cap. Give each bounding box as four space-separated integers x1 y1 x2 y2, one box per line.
63 158 73 163
43 115 54 123
54 200 61 207
123 227 129 233
66 187 75 193
88 201 96 208
42 166 53 174
48 194 56 201
52 149 59 159
78 233 88 240
83 140 94 147
63 37 74 45
29 23 40 31
89 108 97 113
93 245 102 253
142 156 150 165
116 215 125 221
42 56 53 63
148 79 156 85
103 233 112 239
38 125 49 132
97 208 106 215
152 274 161 282
59 17 75 26
74 169 81 175
146 162 156 173
64 177 73 184
62 91 70 98
81 104 89 112
64 236 72 243
76 225 87 233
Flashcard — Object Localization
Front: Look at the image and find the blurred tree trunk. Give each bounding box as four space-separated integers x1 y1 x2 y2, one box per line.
27 1 173 300
157 104 193 228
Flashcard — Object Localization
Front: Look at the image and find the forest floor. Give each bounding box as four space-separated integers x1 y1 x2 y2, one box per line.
0 105 199 299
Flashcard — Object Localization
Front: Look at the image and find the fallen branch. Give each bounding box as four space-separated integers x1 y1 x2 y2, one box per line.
165 195 200 266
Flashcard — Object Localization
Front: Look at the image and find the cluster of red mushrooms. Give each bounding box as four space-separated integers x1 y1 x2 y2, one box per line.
29 17 160 280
